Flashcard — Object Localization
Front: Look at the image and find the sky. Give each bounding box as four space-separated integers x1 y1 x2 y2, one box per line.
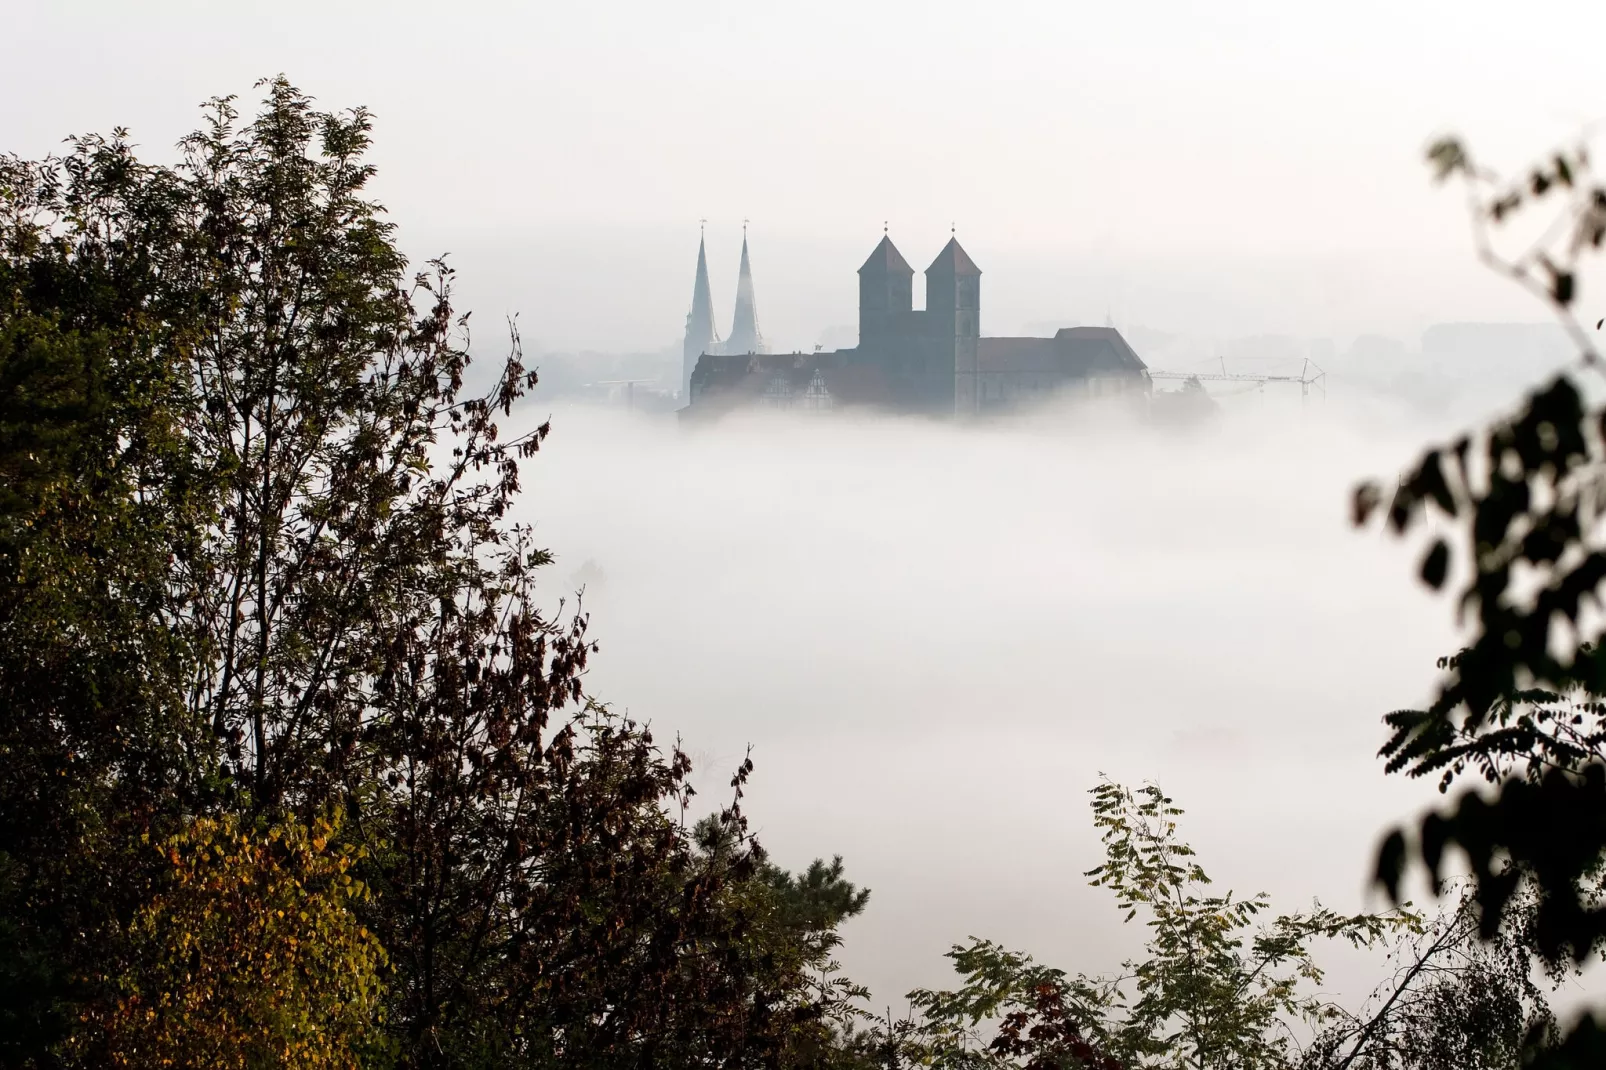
6 0 1606 352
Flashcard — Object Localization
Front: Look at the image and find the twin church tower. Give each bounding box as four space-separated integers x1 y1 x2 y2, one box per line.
680 227 767 399
680 226 1146 417
680 227 985 415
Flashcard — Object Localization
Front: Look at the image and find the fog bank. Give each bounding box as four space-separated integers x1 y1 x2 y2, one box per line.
514 397 1494 1008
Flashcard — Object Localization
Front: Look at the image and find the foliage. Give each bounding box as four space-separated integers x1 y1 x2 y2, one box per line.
0 126 206 1069
1076 781 1411 1070
78 813 387 1070
357 696 870 1068
857 780 1409 1070
683 811 875 1068
1300 884 1555 1070
1354 132 1606 1062
890 940 1120 1070
167 83 556 815
0 79 871 1069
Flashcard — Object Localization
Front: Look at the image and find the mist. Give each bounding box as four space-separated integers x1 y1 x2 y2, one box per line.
12 0 1606 355
506 393 1494 1011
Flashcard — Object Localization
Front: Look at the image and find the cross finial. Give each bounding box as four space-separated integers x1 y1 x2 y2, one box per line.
951 220 956 236
699 218 706 237
883 219 888 235
743 218 749 236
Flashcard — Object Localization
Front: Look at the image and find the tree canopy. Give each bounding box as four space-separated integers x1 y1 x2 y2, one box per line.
0 78 871 1069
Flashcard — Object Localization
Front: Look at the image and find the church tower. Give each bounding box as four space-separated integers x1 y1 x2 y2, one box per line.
682 228 719 401
926 237 982 415
724 227 766 355
857 232 914 345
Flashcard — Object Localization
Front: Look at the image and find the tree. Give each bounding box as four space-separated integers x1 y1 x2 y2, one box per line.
1074 781 1409 1070
78 813 387 1070
860 780 1407 1070
0 79 872 1069
1301 883 1555 1070
683 812 874 1068
884 939 1123 1070
0 127 206 1070
1355 133 1606 1065
166 81 553 814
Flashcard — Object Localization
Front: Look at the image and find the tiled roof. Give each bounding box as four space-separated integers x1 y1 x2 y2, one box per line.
1055 326 1148 371
926 237 981 276
859 235 914 276
976 328 1150 375
977 338 1059 373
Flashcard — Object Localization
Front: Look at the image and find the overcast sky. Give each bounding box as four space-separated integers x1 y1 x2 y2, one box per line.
8 1 1606 351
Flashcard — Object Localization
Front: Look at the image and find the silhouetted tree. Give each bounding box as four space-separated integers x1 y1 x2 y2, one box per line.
1301 883 1555 1070
851 780 1408 1070
1357 134 1606 1066
0 121 206 1068
0 78 869 1069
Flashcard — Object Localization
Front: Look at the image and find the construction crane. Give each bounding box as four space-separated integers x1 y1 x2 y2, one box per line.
594 379 656 411
1146 358 1327 404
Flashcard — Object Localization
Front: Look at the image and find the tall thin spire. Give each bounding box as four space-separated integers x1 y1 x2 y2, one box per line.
725 221 766 355
682 225 719 401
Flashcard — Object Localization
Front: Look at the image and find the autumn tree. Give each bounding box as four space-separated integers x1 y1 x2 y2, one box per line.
0 78 871 1069
80 814 387 1070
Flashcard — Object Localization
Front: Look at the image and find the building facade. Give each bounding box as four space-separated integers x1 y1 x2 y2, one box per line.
683 232 1149 418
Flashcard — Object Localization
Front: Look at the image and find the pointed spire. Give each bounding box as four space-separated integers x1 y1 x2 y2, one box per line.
926 236 981 276
859 234 913 276
682 226 720 399
690 230 716 331
726 224 766 355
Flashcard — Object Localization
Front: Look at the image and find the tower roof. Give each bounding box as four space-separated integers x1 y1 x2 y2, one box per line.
726 232 765 355
685 232 719 347
926 237 981 276
859 234 914 276
690 234 716 324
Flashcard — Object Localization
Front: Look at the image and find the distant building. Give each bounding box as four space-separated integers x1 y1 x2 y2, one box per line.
724 232 764 358
680 227 768 400
681 233 718 400
682 232 1149 419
